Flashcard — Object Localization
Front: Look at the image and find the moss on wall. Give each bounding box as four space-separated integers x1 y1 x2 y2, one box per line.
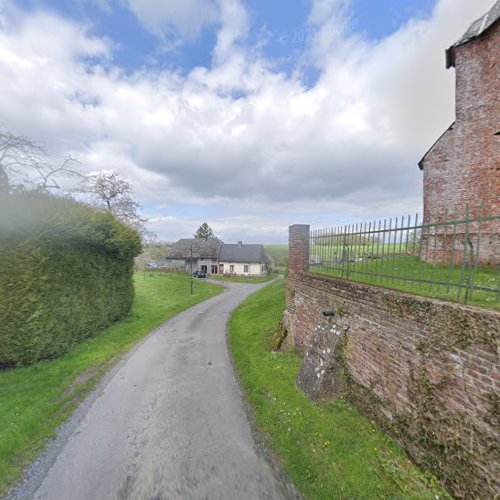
287 271 500 498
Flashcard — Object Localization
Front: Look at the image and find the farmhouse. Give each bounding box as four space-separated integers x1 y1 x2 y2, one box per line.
418 0 499 265
164 238 267 276
163 238 222 274
218 241 267 276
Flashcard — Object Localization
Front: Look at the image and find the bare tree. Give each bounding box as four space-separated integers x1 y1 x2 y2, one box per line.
79 171 149 235
0 128 80 195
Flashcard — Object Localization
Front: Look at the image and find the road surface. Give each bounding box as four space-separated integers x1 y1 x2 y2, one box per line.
9 281 298 500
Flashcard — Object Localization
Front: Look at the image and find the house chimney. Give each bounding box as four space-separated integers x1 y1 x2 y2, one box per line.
237 241 242 247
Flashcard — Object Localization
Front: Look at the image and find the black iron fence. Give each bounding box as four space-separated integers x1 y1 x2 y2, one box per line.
310 209 500 308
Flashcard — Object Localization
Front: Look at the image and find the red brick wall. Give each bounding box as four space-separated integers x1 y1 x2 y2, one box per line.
286 225 500 497
288 224 309 274
287 271 500 497
422 23 499 265
424 24 500 220
285 224 310 347
422 223 500 266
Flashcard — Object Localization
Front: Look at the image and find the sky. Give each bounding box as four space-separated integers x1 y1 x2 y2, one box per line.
0 0 494 243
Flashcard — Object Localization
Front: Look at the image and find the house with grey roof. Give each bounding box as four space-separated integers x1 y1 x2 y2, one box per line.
164 239 267 276
164 238 223 274
218 241 267 276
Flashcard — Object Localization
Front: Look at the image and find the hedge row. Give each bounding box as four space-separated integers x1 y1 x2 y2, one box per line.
0 193 142 367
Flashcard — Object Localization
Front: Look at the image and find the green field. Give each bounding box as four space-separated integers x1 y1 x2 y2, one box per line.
0 273 222 496
310 251 499 309
264 242 498 308
264 244 289 272
229 280 449 499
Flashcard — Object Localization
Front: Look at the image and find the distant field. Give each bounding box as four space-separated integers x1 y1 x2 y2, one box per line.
311 255 499 309
264 245 289 269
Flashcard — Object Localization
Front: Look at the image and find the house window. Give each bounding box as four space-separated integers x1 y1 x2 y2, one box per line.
261 265 265 273
244 265 249 273
211 265 218 274
230 265 235 272
201 265 207 272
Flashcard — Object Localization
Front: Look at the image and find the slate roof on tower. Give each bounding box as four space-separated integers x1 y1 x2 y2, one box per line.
446 0 500 68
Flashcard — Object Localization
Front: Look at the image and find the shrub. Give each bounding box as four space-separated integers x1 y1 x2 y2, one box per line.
0 192 142 367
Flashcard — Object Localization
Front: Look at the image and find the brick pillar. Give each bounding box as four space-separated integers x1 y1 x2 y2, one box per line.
283 224 310 350
289 224 310 274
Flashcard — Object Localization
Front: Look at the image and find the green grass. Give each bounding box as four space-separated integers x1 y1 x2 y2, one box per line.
229 280 450 499
265 245 289 267
310 252 499 309
264 242 498 307
0 273 222 496
209 272 281 284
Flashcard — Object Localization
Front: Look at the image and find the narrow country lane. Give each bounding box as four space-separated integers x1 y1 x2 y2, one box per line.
9 281 298 500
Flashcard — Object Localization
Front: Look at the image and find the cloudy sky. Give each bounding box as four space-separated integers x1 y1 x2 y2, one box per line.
0 0 493 242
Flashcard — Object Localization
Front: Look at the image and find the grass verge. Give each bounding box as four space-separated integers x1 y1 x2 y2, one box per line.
0 272 222 496
209 272 281 284
228 280 450 499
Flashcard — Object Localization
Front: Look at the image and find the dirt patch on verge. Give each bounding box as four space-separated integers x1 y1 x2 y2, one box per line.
56 355 121 411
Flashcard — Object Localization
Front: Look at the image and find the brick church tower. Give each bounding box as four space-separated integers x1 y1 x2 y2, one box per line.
418 1 499 265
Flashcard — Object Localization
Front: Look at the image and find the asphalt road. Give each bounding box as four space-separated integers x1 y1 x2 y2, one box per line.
10 280 298 500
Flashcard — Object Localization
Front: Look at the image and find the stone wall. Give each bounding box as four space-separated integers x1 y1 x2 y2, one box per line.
285 224 500 498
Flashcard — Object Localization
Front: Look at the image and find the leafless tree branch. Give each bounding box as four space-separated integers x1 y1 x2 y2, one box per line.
77 171 150 237
0 128 81 194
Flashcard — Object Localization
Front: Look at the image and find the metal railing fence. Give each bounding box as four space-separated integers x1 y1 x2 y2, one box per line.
310 208 500 307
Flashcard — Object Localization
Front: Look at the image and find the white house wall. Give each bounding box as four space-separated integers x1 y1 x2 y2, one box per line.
164 256 266 276
162 258 218 272
218 262 266 276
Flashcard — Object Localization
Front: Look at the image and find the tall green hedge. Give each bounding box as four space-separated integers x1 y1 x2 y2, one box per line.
0 193 142 368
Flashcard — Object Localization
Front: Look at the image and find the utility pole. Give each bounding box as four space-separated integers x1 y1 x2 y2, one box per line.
190 242 193 295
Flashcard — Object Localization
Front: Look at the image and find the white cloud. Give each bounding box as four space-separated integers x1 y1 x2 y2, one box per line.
306 0 358 65
125 0 219 42
124 0 249 62
212 0 249 64
0 0 494 242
